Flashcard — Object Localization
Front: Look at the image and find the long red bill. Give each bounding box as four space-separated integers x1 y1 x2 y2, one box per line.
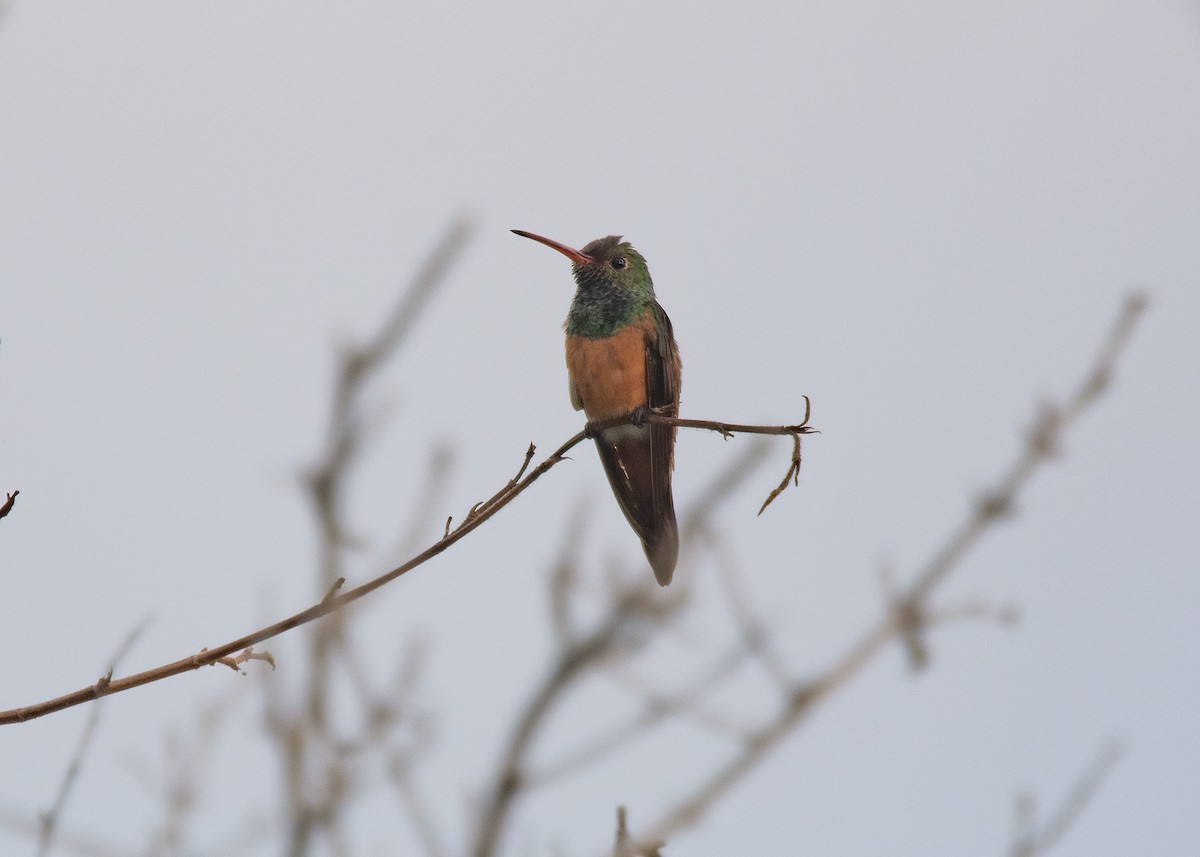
511 229 593 265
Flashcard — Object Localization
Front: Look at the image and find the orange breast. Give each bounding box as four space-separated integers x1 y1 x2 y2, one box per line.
565 314 655 421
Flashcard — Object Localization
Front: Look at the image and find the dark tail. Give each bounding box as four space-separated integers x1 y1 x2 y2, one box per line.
593 423 678 586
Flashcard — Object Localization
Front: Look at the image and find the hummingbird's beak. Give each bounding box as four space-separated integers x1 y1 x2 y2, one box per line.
511 229 593 265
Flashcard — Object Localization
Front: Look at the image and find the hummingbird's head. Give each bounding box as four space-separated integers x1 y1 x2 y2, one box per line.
513 229 657 338
512 230 654 301
574 235 652 297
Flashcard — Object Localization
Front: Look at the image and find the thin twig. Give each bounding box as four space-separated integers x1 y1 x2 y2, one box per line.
709 525 794 689
276 221 475 854
142 690 243 857
470 589 672 857
548 499 592 646
612 806 663 857
330 634 445 857
392 444 456 558
603 397 814 513
470 436 778 857
356 218 474 379
531 640 755 788
1011 741 1124 857
0 803 122 857
1 413 812 723
758 432 802 515
36 621 148 857
679 439 773 542
906 292 1147 609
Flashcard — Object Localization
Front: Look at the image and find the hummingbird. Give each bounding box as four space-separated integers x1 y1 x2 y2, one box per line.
512 229 682 586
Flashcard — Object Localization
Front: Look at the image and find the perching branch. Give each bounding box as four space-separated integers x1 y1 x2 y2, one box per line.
589 395 815 514
0 409 813 726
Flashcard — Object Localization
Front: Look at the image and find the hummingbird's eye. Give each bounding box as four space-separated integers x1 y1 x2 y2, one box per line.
610 257 627 270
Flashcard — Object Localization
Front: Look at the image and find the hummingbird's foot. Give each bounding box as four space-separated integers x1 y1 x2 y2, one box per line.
583 420 597 439
630 406 649 428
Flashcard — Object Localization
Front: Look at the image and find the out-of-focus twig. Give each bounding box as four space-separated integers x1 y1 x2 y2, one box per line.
393 444 456 558
470 587 675 857
307 217 474 556
471 437 780 857
1011 741 1124 857
534 442 782 785
548 499 592 645
0 804 121 857
531 640 754 788
36 620 148 857
708 518 794 689
636 292 1146 844
613 806 663 857
906 291 1147 611
137 689 243 857
288 218 474 857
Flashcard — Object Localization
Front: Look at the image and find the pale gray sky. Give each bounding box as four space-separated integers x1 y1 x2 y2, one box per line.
2 1 1198 855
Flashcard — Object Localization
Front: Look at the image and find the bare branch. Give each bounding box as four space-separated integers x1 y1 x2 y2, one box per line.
273 219 477 855
392 444 456 558
907 291 1147 609
548 499 592 645
276 220 477 856
587 397 814 514
533 640 756 788
356 217 474 379
1010 741 1124 857
1 403 807 725
0 803 123 857
36 620 148 857
613 806 664 857
328 634 446 857
470 587 674 857
680 438 773 541
709 523 794 689
141 690 243 857
637 292 1146 844
306 216 476 578
758 431 802 515
472 434 780 857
